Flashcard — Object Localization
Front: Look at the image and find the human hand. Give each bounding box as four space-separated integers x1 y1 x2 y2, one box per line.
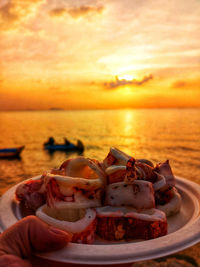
0 215 72 267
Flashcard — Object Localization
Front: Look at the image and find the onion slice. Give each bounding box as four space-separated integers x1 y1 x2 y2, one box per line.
36 204 97 244
60 157 106 185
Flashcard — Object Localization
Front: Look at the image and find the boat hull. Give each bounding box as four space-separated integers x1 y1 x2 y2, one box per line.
0 146 25 158
44 144 82 152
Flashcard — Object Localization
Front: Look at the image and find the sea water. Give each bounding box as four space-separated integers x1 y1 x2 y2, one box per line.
0 108 200 196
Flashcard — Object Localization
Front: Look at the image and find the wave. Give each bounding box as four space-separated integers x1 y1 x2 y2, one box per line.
166 146 200 152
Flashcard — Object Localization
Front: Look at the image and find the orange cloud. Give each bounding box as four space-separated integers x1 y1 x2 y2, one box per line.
49 8 67 18
172 79 200 90
0 0 43 31
49 5 104 19
104 74 153 89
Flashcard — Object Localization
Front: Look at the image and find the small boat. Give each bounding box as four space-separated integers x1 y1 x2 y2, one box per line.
44 140 84 153
0 146 25 158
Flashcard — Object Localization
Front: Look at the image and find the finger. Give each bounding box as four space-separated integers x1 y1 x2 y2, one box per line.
0 254 31 267
0 216 72 258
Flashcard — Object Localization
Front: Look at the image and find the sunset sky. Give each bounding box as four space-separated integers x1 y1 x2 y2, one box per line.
0 0 200 110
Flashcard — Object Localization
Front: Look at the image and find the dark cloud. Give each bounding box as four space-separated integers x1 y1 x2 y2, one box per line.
49 8 67 17
104 74 153 89
49 5 104 19
0 0 43 31
0 2 19 30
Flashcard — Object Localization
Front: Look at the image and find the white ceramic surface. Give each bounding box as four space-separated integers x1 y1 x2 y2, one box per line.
0 176 200 265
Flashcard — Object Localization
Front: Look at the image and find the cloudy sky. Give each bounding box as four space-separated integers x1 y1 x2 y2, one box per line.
0 0 200 110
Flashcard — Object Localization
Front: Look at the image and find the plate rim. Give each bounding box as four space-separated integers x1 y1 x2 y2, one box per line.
0 176 200 265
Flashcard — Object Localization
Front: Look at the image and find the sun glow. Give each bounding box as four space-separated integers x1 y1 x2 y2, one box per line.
118 74 135 81
121 87 133 95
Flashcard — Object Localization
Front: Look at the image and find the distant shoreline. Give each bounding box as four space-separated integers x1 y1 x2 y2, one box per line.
0 107 200 112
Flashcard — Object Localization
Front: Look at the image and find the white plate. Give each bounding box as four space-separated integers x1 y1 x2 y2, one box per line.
0 176 200 265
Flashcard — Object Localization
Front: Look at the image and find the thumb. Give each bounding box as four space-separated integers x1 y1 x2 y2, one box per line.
0 216 72 258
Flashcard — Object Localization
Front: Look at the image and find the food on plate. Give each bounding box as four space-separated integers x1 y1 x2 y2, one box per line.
15 147 182 244
105 180 155 209
105 165 126 184
96 206 167 241
156 187 182 217
16 157 106 211
154 160 176 188
103 147 131 168
44 174 103 208
102 148 181 216
16 176 46 210
36 204 97 244
53 156 106 184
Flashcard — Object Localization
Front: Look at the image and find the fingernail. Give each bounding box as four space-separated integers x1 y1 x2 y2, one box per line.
49 226 73 240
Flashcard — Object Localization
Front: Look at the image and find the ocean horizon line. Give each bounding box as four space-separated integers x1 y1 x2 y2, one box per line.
0 107 200 112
